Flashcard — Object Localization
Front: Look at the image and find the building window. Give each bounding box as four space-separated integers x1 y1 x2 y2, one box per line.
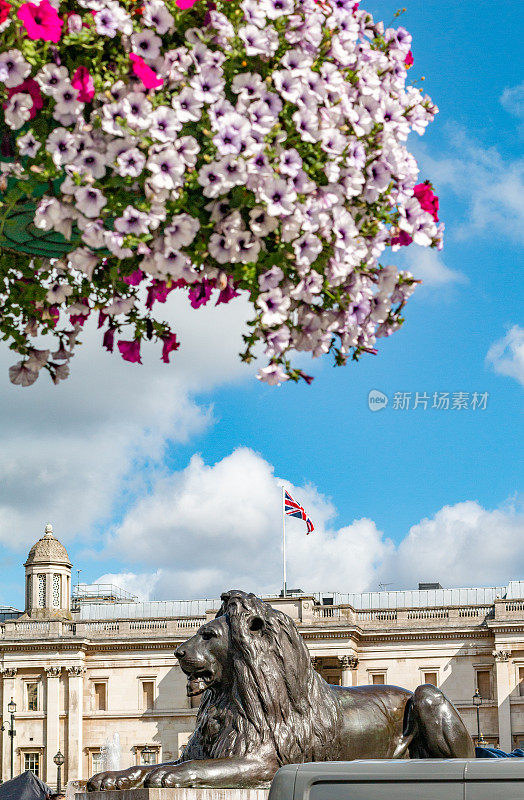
26 682 39 712
24 752 40 777
26 575 32 610
371 673 386 685
476 669 491 699
423 672 438 687
38 574 46 607
94 682 107 711
52 574 61 608
519 667 524 697
139 747 158 765
91 751 105 775
142 681 155 711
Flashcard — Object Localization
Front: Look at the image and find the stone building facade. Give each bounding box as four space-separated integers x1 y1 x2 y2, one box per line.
1 526 524 789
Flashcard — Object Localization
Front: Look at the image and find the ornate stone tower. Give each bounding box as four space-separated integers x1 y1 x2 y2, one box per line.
22 523 73 620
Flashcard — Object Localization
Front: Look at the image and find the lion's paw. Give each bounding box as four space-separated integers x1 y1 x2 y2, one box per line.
86 772 117 792
87 767 150 792
145 766 196 788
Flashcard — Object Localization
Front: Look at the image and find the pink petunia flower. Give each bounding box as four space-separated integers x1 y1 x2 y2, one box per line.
404 50 414 68
176 0 198 8
161 332 180 363
129 53 163 90
117 338 142 363
6 78 43 119
71 66 95 102
17 0 63 42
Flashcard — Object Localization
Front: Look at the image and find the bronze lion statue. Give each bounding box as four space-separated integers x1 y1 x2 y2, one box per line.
87 589 474 791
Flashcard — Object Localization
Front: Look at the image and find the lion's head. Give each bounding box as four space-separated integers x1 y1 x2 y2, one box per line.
176 590 340 765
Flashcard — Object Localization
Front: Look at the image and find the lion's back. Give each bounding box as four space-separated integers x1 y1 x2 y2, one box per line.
329 684 412 760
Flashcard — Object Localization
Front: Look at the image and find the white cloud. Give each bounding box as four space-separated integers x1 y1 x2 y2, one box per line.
97 448 524 599
383 500 524 589
500 82 524 120
415 125 524 243
0 291 254 552
402 246 467 286
486 325 524 388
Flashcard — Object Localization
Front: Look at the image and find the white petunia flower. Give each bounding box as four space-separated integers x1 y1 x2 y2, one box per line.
143 0 174 34
17 131 41 157
4 94 32 129
131 30 162 62
35 64 69 96
74 187 107 218
0 50 31 88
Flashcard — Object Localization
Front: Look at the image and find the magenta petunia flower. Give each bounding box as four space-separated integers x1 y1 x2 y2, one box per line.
117 339 142 363
414 182 439 222
161 332 180 363
189 279 213 309
391 230 413 247
0 0 11 25
216 283 240 306
145 280 177 309
71 66 95 102
103 327 115 353
17 0 63 42
129 53 163 90
176 0 198 8
6 78 43 119
404 50 414 68
122 269 144 286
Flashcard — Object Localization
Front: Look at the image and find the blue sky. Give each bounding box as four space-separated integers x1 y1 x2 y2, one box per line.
1 0 523 609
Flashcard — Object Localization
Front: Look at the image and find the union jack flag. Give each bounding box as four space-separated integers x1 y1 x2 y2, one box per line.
284 490 314 534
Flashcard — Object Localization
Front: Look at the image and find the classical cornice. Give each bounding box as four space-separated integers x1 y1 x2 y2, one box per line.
0 637 186 654
301 627 492 644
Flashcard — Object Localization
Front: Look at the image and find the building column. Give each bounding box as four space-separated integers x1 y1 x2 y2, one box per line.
493 649 512 751
1 668 17 781
67 666 85 781
339 656 359 686
45 666 61 787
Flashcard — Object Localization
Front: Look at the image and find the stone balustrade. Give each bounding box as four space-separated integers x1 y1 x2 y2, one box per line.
310 603 497 629
0 616 206 640
1 597 523 639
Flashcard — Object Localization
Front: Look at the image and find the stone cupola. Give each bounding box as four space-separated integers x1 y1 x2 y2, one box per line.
22 524 73 620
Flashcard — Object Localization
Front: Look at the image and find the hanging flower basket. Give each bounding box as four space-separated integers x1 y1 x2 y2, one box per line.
0 0 442 387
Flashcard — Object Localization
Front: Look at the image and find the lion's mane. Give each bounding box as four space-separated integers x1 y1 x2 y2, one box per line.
180 590 341 767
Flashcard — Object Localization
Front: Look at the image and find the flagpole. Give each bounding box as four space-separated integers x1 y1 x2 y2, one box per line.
282 485 287 598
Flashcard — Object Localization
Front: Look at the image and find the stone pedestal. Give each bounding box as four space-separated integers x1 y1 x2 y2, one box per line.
77 790 270 800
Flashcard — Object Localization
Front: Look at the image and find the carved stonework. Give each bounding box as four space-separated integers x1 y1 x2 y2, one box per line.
339 656 359 670
492 649 511 662
45 666 62 677
67 665 86 677
1 668 17 678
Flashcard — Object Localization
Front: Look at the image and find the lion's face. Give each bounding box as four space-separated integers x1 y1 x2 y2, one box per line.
175 616 231 696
